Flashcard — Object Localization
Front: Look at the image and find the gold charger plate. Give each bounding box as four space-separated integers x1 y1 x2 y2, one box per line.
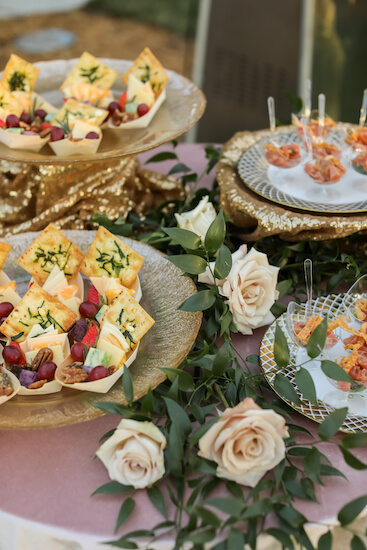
0 230 202 429
0 58 206 164
260 294 367 434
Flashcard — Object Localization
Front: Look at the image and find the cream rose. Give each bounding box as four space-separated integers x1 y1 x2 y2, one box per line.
96 419 166 489
199 245 279 335
198 398 288 487
175 195 216 242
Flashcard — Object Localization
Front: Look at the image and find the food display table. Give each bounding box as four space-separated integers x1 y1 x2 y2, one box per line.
1 143 367 550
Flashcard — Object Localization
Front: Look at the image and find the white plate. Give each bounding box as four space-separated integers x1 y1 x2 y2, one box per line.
260 294 367 433
238 126 367 214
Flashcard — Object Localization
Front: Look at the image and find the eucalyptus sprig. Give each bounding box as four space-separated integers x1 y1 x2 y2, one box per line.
90 144 367 549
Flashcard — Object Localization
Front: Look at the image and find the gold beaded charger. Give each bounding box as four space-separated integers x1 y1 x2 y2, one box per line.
0 231 202 429
217 127 367 241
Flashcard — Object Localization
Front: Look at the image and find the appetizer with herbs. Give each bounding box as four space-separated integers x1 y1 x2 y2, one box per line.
312 141 342 159
351 151 367 175
345 127 367 150
107 47 169 128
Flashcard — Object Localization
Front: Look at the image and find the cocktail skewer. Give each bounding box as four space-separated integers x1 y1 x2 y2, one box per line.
318 93 325 139
305 79 312 121
267 96 276 140
359 89 367 127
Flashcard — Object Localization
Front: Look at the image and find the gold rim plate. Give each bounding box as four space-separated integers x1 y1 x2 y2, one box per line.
260 294 367 434
0 58 206 164
237 126 367 214
0 230 202 429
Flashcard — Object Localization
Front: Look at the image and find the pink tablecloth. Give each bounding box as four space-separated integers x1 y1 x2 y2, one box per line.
0 144 366 547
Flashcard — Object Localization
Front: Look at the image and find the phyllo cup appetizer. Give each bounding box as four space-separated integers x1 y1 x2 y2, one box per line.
0 284 77 394
16 223 84 286
0 243 22 342
60 51 118 108
49 99 106 156
0 364 21 405
107 47 169 129
0 55 58 151
56 286 154 393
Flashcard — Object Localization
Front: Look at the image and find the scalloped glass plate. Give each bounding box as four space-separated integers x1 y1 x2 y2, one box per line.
260 294 367 433
237 126 367 214
0 231 202 429
0 58 206 164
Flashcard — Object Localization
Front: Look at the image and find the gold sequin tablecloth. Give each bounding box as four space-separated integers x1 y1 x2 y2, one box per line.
0 156 184 237
218 128 367 241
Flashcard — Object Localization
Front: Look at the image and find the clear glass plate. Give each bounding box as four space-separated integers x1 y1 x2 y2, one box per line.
0 58 206 164
0 230 202 429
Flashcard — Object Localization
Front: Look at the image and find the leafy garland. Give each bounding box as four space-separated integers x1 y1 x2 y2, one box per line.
90 144 367 550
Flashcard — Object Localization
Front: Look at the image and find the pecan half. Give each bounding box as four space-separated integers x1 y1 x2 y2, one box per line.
28 379 48 389
31 347 53 371
87 319 100 331
62 365 88 384
107 365 117 375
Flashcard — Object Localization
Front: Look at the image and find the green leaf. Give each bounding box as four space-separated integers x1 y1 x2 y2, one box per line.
204 211 226 254
167 162 191 175
159 367 194 391
91 402 128 416
214 244 232 280
190 417 218 447
340 447 367 470
92 481 133 496
318 407 348 440
320 464 346 479
267 528 294 549
205 146 222 173
274 323 290 368
196 506 221 528
168 254 207 275
351 535 366 550
163 227 201 250
277 506 306 529
115 497 135 533
317 530 332 550
166 419 183 476
220 308 233 336
144 151 178 163
105 539 138 549
320 360 354 382
122 367 134 406
212 342 230 377
227 529 245 549
338 495 367 526
179 290 216 312
206 497 244 517
274 374 301 404
147 485 167 518
276 279 293 298
187 528 216 544
303 447 321 483
242 498 272 519
163 396 192 436
342 432 367 449
307 317 327 359
295 367 317 405
141 387 154 414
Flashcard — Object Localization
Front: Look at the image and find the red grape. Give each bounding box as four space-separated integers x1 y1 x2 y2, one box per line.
37 361 57 381
85 132 99 140
89 365 109 381
71 342 85 362
6 114 20 128
34 109 47 120
50 128 65 142
79 301 99 319
20 112 32 125
0 302 14 319
137 104 149 117
107 101 119 114
3 345 23 365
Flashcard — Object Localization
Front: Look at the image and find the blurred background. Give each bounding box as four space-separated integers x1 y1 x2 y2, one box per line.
0 0 366 143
